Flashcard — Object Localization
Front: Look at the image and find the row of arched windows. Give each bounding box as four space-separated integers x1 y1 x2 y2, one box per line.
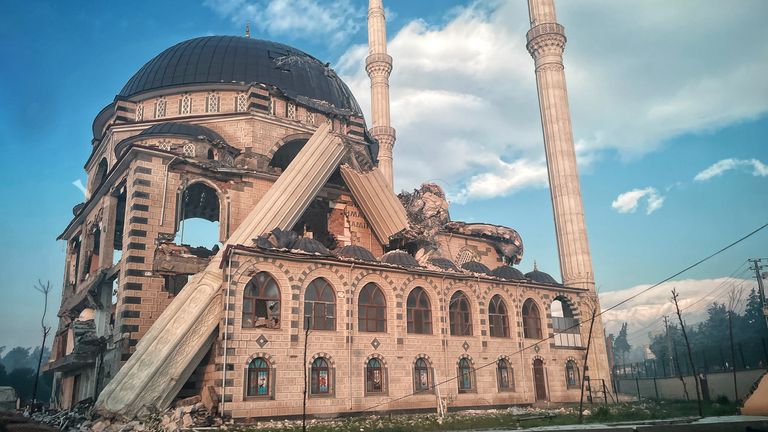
242 272 567 340
244 355 536 398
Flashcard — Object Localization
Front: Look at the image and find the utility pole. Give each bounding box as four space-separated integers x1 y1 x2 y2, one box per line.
672 288 702 417
749 259 767 327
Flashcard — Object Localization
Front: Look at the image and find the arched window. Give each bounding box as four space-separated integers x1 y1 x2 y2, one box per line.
497 358 514 391
304 278 335 331
449 291 472 336
243 272 280 329
552 297 582 347
414 358 431 392
522 299 542 339
365 358 385 394
457 358 474 393
406 287 432 334
175 182 220 249
180 94 192 115
92 158 108 192
310 357 331 395
246 357 271 397
488 295 509 338
358 283 386 332
207 148 215 160
565 360 580 389
206 92 220 113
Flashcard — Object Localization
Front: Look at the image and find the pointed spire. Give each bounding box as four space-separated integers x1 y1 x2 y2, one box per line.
245 22 251 38
366 0 396 190
533 260 538 271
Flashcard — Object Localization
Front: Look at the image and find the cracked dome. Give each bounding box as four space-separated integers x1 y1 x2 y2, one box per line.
119 36 362 116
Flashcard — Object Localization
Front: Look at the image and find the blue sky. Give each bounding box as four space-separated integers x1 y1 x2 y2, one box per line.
0 0 766 349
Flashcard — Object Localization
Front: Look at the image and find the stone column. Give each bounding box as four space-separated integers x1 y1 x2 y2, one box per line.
366 0 396 189
526 0 594 291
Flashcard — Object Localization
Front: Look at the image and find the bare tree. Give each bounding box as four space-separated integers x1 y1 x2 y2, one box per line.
727 286 745 401
32 279 52 405
671 288 702 417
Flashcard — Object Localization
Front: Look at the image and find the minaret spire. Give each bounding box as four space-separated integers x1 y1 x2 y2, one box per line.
526 0 594 291
366 0 396 189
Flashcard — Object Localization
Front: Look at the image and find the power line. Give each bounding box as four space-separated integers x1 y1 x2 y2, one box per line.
360 221 768 412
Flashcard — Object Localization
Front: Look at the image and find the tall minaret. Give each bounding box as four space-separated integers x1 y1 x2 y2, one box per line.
366 0 396 189
526 0 594 291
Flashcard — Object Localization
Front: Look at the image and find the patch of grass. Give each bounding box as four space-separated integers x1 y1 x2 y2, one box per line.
229 400 739 432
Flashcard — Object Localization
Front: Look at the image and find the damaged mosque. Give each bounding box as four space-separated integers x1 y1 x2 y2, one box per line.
45 0 612 420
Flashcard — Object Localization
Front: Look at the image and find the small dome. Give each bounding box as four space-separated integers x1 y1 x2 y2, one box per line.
428 257 460 272
525 268 560 285
461 261 491 275
380 250 420 268
291 237 330 255
491 265 525 281
72 202 85 216
335 245 377 262
139 122 226 144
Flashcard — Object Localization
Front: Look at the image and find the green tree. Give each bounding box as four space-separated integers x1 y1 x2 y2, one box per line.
613 322 631 365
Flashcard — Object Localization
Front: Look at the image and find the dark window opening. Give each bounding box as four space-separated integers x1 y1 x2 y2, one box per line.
92 158 108 193
207 148 215 160
163 274 189 296
489 294 510 338
406 287 432 334
269 139 306 172
304 278 335 331
358 283 386 333
522 299 542 339
449 291 472 336
243 272 280 329
292 199 335 249
113 186 127 264
69 237 82 287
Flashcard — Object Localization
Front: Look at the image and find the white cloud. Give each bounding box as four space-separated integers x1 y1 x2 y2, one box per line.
611 187 664 215
599 277 756 346
335 0 768 201
203 0 364 44
694 158 768 182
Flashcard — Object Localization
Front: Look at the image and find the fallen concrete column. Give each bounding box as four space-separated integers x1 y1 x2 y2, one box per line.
339 165 408 244
96 122 345 418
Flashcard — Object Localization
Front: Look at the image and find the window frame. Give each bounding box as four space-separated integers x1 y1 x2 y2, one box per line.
457 358 475 393
242 272 281 329
245 357 273 399
310 357 333 397
304 278 336 331
449 291 473 336
365 358 386 395
565 360 580 389
488 294 510 338
413 358 433 394
522 299 543 339
496 358 514 392
406 287 433 335
358 283 387 333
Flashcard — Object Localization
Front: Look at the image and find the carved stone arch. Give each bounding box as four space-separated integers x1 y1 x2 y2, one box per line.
296 263 348 291
414 353 433 365
497 354 512 363
445 279 481 301
309 352 335 367
352 269 397 294
245 352 276 367
532 355 546 365
365 352 387 366
552 293 581 320
267 132 314 159
398 275 440 299
231 256 292 286
457 353 474 366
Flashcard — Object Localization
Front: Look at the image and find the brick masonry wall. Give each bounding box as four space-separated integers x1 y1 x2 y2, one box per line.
207 251 606 418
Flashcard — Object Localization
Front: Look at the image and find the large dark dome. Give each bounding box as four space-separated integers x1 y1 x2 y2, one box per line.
119 36 362 115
